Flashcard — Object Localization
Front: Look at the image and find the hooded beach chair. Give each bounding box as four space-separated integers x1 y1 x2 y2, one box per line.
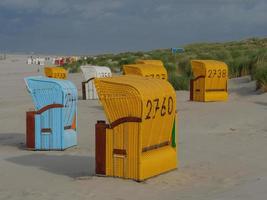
81 65 112 100
25 76 77 150
190 60 228 102
94 75 177 181
123 60 168 80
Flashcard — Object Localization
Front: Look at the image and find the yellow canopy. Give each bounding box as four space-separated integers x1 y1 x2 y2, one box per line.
94 75 176 148
136 59 164 66
123 63 167 80
44 67 67 79
191 60 228 77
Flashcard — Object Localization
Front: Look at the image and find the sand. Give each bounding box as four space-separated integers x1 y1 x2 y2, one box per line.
0 54 266 200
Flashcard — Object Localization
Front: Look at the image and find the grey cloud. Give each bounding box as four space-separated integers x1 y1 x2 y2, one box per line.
0 0 39 10
0 0 266 54
0 0 126 18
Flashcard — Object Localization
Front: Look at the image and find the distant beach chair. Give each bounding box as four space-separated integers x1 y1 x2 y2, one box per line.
44 66 67 79
123 59 168 80
190 60 228 102
80 65 112 100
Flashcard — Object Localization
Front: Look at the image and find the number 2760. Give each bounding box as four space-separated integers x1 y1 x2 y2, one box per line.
145 97 174 120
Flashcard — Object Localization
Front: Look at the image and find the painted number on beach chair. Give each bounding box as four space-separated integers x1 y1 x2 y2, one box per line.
145 96 173 120
145 74 166 80
208 69 227 78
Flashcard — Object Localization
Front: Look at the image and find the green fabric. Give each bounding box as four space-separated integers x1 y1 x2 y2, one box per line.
171 118 176 147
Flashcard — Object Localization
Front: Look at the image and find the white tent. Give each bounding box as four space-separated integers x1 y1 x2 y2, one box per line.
81 65 112 100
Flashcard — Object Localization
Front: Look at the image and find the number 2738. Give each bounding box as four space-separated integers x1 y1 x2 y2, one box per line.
208 69 227 78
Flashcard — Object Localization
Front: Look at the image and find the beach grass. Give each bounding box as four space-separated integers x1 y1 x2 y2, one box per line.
64 37 267 91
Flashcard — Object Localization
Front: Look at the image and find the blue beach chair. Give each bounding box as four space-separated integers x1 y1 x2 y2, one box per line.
25 76 78 150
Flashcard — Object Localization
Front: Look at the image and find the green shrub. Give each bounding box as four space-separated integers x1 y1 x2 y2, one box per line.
228 56 251 77
165 62 176 73
168 73 190 90
253 63 267 91
177 56 192 77
118 56 136 66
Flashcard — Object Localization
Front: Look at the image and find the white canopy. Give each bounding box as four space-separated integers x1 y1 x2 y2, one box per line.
80 65 112 100
81 65 112 81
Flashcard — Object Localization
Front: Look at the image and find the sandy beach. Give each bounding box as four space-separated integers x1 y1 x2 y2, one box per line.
0 54 267 200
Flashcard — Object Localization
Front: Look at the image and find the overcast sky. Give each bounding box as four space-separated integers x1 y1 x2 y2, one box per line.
0 0 266 55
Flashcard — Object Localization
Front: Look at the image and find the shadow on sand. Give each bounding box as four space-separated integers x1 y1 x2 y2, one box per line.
254 101 267 107
228 76 260 97
228 83 258 96
6 154 95 178
89 105 104 111
0 133 25 149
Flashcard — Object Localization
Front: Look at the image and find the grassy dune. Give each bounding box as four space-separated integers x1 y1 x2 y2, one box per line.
64 37 267 91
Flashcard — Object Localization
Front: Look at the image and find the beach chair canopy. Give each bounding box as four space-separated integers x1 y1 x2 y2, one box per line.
80 65 112 100
123 61 167 80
